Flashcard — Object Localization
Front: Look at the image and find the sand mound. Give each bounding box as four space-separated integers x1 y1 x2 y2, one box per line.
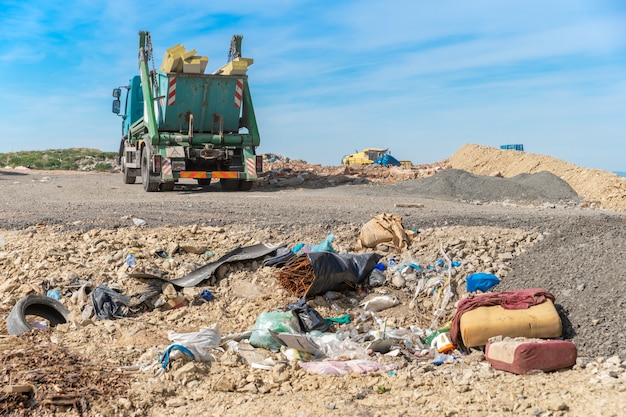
447 144 626 212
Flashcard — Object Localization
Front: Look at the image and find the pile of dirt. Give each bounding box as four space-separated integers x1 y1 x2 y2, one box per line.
447 144 626 211
394 169 582 206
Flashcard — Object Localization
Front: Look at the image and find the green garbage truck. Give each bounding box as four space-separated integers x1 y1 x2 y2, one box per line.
111 31 261 192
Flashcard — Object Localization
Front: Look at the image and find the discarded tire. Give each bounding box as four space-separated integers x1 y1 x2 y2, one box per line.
7 294 70 335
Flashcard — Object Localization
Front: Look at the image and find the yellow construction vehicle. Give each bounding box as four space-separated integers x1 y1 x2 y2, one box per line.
341 148 389 166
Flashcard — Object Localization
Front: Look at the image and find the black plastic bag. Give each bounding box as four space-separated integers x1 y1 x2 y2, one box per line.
286 297 330 333
305 252 382 296
91 284 131 320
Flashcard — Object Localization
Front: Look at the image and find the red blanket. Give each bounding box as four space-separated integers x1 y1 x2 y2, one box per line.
449 288 555 349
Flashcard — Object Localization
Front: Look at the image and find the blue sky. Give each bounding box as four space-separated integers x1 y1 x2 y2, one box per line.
1 1 625 171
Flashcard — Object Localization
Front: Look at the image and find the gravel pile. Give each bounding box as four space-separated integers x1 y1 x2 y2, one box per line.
395 169 582 205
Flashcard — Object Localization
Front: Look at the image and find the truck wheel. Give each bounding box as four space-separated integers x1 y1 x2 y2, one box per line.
141 149 160 192
197 179 211 186
238 180 254 191
220 178 239 192
7 294 69 335
122 156 136 184
160 181 175 192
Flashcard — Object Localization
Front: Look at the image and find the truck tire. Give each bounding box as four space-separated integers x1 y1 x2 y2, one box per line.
119 137 136 184
160 181 175 192
7 294 69 335
122 157 136 184
238 180 254 191
197 179 212 187
220 178 239 192
141 148 160 192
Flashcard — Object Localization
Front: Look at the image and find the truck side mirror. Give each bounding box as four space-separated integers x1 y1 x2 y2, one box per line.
112 88 121 98
112 99 121 114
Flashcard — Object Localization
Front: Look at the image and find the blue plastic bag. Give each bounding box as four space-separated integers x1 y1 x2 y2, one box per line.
466 272 501 292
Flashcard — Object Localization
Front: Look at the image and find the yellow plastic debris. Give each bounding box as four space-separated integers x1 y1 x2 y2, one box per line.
160 44 186 73
216 57 254 75
183 55 209 74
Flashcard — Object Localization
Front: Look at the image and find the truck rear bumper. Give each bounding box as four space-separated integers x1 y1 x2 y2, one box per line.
178 171 256 180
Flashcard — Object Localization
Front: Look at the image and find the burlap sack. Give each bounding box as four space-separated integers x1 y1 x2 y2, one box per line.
358 213 410 251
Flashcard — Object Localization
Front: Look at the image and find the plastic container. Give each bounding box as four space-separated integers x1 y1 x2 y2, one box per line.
433 332 455 353
46 289 61 301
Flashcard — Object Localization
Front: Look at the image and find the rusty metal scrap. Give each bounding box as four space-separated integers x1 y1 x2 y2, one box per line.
0 331 130 416
275 254 315 297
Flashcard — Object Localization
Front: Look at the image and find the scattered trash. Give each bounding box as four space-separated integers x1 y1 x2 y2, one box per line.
90 284 131 320
276 251 382 297
200 289 214 302
167 325 221 363
466 272 501 292
368 269 386 287
324 314 351 326
432 332 455 353
249 311 301 351
46 289 61 300
486 337 577 374
286 297 330 332
357 213 413 251
169 242 284 287
432 352 458 366
7 294 69 335
132 217 147 227
158 344 196 374
299 360 400 376
269 330 322 356
125 253 137 268
450 288 562 349
360 295 400 312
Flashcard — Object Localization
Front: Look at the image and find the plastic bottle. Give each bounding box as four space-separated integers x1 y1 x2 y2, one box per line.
46 289 61 300
433 332 455 353
125 253 136 268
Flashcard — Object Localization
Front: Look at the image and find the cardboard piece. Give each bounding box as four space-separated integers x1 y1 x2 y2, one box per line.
268 330 321 355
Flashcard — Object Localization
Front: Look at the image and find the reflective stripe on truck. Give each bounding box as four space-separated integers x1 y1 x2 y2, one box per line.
180 171 239 179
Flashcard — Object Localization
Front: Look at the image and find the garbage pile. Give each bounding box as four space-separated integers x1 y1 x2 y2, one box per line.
259 154 448 188
1 216 624 415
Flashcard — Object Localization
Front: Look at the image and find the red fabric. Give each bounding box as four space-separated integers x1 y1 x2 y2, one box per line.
449 288 555 349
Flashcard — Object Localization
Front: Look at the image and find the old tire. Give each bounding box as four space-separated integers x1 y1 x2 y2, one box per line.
141 148 160 192
7 294 70 335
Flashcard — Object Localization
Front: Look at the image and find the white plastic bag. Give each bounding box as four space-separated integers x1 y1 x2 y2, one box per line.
167 324 221 362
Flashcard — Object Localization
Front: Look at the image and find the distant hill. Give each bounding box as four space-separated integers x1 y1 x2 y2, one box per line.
0 148 117 171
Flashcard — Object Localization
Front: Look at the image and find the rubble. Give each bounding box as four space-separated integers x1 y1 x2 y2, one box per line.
258 154 448 188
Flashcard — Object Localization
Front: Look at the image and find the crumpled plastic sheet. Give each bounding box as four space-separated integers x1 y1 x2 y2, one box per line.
167 325 221 362
299 360 400 376
90 284 131 320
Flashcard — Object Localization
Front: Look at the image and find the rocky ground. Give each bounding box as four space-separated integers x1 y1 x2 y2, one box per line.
0 145 625 417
